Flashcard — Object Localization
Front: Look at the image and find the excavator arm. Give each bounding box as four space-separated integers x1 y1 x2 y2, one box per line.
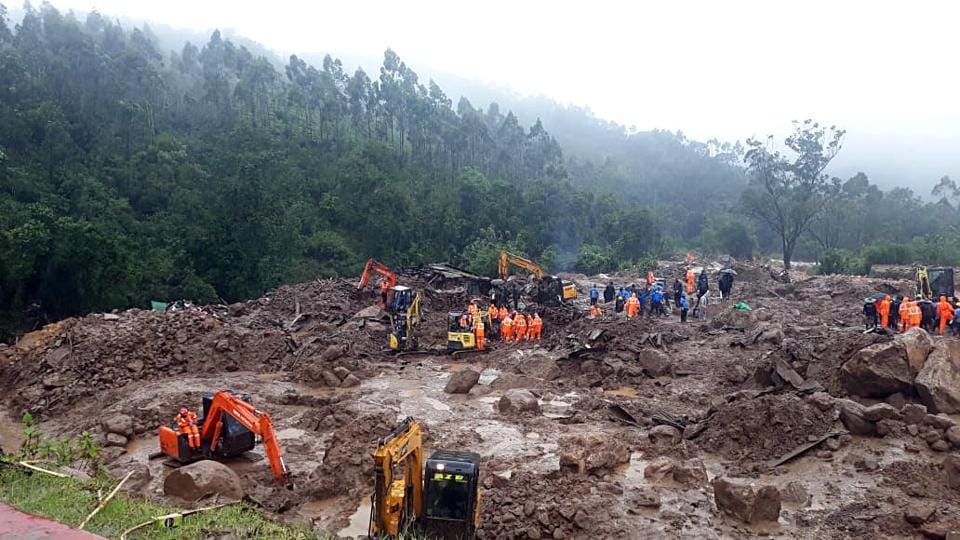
498 251 545 281
370 417 424 537
358 259 399 290
201 391 290 482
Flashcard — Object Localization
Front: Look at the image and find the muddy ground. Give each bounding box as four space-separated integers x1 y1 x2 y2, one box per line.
1 262 959 539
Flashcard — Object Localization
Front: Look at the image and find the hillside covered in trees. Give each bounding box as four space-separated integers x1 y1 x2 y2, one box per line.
1 3 959 337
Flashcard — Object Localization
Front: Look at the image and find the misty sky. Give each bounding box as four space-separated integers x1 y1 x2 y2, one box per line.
24 0 960 191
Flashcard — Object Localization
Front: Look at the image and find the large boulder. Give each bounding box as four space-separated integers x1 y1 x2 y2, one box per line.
558 432 630 474
896 328 934 374
712 478 781 524
840 340 914 398
444 369 481 394
517 353 561 381
636 349 672 377
915 341 960 414
101 414 135 437
945 455 960 490
497 389 540 415
837 399 876 435
163 460 245 502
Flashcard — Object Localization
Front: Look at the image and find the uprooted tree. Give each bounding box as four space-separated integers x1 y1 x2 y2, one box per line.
741 120 845 271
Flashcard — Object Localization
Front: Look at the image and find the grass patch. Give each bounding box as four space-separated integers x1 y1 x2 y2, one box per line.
0 466 319 539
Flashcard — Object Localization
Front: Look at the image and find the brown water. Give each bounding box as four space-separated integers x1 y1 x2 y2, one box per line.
339 498 372 537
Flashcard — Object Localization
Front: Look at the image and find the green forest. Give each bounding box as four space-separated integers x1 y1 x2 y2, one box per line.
1 3 959 338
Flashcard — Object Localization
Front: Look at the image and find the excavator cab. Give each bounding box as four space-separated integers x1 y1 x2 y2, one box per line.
447 311 476 350
422 450 482 539
917 266 955 300
388 286 421 351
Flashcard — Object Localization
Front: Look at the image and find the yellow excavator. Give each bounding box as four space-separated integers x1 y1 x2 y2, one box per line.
386 286 421 352
916 266 955 300
447 309 493 352
497 251 577 304
369 417 481 539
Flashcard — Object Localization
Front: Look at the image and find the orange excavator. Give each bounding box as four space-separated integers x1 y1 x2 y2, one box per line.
158 390 290 483
358 259 399 309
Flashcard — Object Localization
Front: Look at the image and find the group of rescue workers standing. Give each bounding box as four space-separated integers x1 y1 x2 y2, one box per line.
864 294 960 335
587 266 735 323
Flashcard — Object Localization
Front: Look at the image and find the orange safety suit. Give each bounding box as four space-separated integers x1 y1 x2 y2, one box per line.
686 270 695 295
530 314 542 342
176 411 200 449
473 318 485 351
499 306 508 321
514 313 527 342
589 304 602 319
501 316 514 342
909 301 922 330
899 298 911 332
878 295 891 328
937 296 954 334
626 294 640 318
378 280 390 309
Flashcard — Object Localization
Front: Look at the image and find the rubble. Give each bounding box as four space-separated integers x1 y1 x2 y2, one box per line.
558 432 629 474
712 478 781 524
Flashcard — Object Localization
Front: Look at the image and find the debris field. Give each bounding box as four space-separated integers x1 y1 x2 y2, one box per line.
1 261 959 539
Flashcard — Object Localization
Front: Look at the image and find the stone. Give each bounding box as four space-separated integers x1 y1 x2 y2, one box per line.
163 460 244 502
780 481 810 507
321 370 341 387
902 403 928 425
825 437 841 451
523 501 536 517
712 478 781 524
340 374 361 388
116 463 151 493
105 433 128 447
847 454 879 472
636 349 672 377
945 455 960 489
876 419 904 437
672 459 708 486
332 366 351 380
925 414 957 430
915 340 960 413
896 327 935 373
558 432 629 474
572 509 593 530
863 403 902 422
527 526 542 539
931 439 950 452
724 365 749 384
648 425 682 446
946 426 960 447
885 392 907 410
98 446 126 464
630 486 662 508
101 413 135 437
498 389 540 415
103 313 121 321
518 354 561 381
841 340 914 398
907 424 919 436
904 503 936 525
125 360 144 373
837 399 876 435
806 392 835 412
643 456 676 481
444 369 481 394
319 343 349 362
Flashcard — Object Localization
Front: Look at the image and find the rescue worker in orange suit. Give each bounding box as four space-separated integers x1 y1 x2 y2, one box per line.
626 292 640 318
878 295 891 329
501 313 514 342
646 271 655 288
499 305 509 322
530 313 542 342
937 296 954 334
514 312 527 342
589 303 602 319
473 316 485 351
176 407 200 449
686 269 695 295
912 300 923 330
899 297 911 332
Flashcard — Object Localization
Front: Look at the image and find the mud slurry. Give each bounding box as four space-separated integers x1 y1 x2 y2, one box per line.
1 264 960 539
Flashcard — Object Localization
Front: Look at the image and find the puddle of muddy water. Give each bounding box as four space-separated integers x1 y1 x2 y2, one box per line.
0 408 25 453
339 498 372 537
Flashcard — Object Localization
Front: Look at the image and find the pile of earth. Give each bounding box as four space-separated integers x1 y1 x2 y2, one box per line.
695 392 836 464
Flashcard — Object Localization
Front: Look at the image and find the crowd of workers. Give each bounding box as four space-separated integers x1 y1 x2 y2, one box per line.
587 267 736 323
455 299 542 351
864 294 960 335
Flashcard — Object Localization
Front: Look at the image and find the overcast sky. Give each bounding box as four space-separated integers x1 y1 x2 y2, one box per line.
24 0 960 190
